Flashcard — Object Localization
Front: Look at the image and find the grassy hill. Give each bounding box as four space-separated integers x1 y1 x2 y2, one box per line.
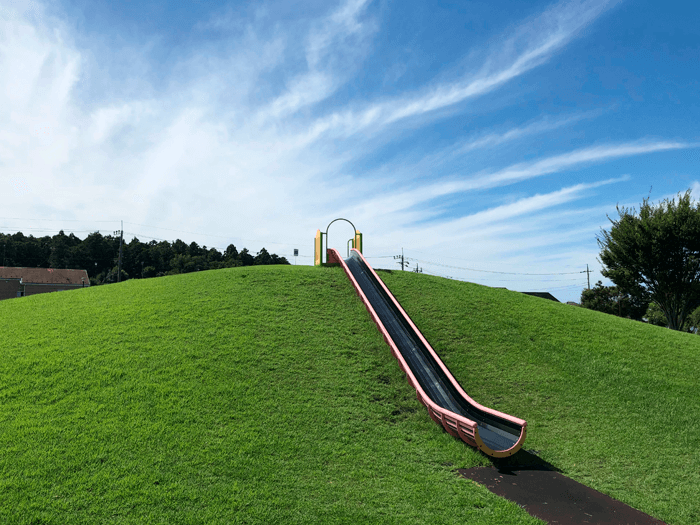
1 265 698 524
380 269 700 525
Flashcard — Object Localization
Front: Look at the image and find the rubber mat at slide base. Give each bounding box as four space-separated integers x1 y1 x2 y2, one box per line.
458 467 666 525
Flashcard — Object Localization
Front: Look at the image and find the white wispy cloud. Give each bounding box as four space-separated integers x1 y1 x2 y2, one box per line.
451 111 601 155
439 176 628 231
468 141 687 189
300 0 617 140
306 0 373 69
360 110 604 185
369 176 627 249
255 0 375 124
345 141 689 221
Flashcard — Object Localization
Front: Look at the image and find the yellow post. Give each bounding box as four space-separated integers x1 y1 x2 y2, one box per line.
314 229 322 266
353 230 363 254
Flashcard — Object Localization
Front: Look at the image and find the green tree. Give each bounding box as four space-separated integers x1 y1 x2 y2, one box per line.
645 302 668 327
147 240 173 275
105 266 129 283
689 306 700 334
224 244 239 261
206 247 223 264
239 248 254 266
598 190 700 330
271 254 289 265
187 242 203 257
172 239 188 256
83 232 113 278
49 230 71 268
645 303 700 333
580 281 648 320
255 247 273 265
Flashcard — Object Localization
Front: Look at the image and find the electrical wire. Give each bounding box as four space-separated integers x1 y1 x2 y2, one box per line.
2 225 306 257
405 256 585 276
126 231 301 258
0 217 117 223
124 221 306 247
419 269 586 296
0 227 104 234
409 248 584 270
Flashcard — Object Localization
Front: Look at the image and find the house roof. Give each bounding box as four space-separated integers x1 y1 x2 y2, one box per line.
0 267 90 285
521 291 560 302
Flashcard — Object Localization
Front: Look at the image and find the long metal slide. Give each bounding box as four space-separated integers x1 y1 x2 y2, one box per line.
331 248 526 457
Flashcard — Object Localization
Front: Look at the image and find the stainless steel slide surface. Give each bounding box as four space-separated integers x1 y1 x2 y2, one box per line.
337 249 526 457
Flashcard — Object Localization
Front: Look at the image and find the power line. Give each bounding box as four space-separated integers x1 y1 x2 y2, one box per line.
407 256 584 276
0 227 106 234
0 217 117 223
470 276 587 283
1 225 307 257
1 220 307 249
409 248 584 270
552 284 588 290
394 248 409 271
2 226 305 262
125 231 304 259
124 221 306 247
420 269 586 294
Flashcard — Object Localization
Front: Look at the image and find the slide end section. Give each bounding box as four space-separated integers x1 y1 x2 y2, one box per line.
474 424 527 458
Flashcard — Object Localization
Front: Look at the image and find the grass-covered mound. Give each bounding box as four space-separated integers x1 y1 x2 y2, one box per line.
0 266 538 524
380 270 700 525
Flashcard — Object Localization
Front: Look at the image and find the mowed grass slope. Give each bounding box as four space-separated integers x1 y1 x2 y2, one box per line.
0 266 539 525
380 270 700 525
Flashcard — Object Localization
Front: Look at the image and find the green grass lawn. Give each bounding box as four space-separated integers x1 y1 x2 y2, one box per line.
3 265 698 524
379 269 700 525
0 266 539 524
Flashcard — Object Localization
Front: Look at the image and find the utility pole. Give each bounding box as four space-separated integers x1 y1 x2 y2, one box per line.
2 244 5 267
114 221 123 283
413 262 423 274
582 264 591 289
119 221 123 282
394 248 408 270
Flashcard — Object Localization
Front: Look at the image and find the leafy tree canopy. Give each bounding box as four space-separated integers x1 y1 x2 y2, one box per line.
580 281 648 320
598 190 700 330
645 302 668 327
645 302 700 334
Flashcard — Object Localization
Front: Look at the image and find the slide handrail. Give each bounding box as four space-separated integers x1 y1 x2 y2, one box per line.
331 247 526 457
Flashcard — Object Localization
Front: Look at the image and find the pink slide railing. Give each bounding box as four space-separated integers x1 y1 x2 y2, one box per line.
330 248 527 458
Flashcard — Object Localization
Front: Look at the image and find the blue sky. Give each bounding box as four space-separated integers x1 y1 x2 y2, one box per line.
1 0 698 302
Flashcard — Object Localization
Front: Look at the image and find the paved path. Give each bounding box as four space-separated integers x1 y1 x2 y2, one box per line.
459 466 666 525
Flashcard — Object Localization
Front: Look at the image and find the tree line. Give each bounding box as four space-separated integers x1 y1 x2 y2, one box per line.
580 280 700 333
0 231 289 285
581 189 700 332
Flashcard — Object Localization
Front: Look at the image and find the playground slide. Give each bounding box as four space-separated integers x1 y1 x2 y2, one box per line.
330 248 526 458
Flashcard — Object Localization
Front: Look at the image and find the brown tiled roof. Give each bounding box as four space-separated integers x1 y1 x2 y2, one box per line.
0 267 90 285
